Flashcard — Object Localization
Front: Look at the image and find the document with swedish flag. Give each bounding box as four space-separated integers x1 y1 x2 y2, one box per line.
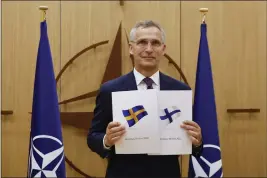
112 90 160 154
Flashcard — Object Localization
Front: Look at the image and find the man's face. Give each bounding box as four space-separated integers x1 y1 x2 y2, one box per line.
129 26 166 70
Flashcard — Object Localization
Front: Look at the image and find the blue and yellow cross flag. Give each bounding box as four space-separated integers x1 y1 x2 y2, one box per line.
122 105 148 127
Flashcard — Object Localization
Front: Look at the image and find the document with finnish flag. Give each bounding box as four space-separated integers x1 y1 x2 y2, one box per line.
157 91 192 155
112 90 192 155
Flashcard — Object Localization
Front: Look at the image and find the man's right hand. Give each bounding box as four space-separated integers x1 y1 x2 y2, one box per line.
104 122 126 147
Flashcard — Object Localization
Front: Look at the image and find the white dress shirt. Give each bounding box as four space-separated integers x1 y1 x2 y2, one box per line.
103 68 160 149
133 68 160 90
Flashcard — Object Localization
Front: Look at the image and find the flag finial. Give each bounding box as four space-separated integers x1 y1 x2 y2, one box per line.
199 8 208 24
39 6 48 22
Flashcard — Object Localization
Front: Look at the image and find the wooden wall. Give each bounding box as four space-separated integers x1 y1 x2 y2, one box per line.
181 2 267 177
2 1 266 177
0 0 2 175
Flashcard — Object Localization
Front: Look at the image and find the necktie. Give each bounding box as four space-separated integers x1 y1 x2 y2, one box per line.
143 77 154 89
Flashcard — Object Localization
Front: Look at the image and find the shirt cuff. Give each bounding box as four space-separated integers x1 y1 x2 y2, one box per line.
103 134 111 150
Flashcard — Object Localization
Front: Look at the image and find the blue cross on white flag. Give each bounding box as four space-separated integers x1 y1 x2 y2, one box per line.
159 106 181 126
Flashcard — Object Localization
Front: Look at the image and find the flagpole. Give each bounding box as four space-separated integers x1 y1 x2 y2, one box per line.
199 8 208 24
39 6 48 22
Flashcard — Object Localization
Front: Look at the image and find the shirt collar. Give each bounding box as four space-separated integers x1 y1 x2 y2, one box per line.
133 68 159 86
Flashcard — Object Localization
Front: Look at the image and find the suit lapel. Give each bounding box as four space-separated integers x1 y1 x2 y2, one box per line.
159 72 170 90
122 71 138 91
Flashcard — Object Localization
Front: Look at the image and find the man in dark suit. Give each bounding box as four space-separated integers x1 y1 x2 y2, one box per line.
87 20 203 178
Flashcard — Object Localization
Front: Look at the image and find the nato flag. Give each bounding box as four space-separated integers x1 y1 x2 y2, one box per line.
188 23 223 177
27 21 66 178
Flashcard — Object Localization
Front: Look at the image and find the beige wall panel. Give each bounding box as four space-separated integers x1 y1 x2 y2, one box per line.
60 2 122 177
122 1 182 80
181 1 266 177
2 1 60 177
0 0 2 175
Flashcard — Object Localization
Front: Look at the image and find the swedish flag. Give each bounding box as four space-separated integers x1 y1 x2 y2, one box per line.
122 105 148 127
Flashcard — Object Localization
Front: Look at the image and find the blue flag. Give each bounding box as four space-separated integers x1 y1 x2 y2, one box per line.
27 21 66 178
188 23 223 177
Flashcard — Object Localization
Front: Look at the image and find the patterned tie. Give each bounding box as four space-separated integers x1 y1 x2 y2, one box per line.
143 77 154 89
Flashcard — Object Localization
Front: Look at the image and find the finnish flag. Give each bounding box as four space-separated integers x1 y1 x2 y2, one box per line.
159 106 181 126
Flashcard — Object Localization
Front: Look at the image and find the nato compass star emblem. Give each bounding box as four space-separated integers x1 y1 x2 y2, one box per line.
28 135 65 177
191 144 223 177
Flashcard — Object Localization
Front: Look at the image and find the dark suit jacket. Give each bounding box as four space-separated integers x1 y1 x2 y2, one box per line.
87 71 203 178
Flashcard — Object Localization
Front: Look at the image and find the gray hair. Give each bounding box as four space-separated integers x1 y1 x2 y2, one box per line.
129 20 166 44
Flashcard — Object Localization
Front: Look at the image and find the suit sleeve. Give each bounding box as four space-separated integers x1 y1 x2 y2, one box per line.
87 85 113 158
192 142 203 157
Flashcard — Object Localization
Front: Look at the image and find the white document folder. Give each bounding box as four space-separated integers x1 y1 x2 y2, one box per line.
112 90 192 155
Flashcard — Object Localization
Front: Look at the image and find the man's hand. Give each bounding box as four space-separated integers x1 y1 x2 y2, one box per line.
180 120 202 147
104 122 126 147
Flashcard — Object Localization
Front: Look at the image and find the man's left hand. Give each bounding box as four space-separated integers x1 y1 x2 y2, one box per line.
180 120 202 147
